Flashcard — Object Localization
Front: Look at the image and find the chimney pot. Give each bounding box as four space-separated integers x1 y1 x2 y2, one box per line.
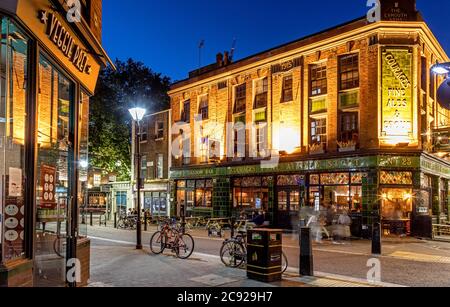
216 53 224 66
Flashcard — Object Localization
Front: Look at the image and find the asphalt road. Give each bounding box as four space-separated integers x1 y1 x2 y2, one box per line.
87 225 450 287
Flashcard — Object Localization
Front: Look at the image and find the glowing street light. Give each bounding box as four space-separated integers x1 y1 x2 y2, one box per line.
128 107 146 122
128 106 146 250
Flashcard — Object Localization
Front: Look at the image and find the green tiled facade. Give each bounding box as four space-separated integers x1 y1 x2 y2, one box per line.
170 154 450 237
212 178 231 218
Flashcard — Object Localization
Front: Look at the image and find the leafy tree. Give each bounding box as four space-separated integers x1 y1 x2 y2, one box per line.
89 58 171 180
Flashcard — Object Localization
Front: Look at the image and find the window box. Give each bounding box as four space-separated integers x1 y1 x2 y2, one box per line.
309 143 325 155
337 140 357 152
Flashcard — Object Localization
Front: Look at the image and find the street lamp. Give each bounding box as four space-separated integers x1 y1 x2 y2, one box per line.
432 62 450 110
129 107 146 250
431 62 450 75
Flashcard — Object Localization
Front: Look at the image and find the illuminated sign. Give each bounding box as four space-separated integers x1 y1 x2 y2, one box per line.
39 10 92 75
381 48 414 144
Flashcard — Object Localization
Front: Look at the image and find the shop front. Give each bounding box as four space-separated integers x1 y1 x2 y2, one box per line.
175 179 213 218
171 154 450 238
0 0 111 287
142 181 169 218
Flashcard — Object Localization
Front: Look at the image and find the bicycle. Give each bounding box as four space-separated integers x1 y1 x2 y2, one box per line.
117 214 137 230
150 219 195 259
220 230 288 273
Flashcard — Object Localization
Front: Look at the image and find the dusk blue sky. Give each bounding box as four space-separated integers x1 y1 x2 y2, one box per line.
103 0 450 82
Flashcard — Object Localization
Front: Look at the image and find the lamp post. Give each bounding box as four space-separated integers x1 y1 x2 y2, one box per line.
129 107 146 250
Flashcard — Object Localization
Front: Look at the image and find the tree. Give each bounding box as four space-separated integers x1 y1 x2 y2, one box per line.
89 58 171 181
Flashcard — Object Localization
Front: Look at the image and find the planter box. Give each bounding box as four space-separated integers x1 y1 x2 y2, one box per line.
338 146 356 153
77 237 91 287
0 259 33 287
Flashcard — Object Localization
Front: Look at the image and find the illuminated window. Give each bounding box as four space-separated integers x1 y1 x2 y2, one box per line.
181 100 190 123
254 78 268 109
198 95 208 120
200 137 209 163
234 84 246 113
282 75 293 103
339 112 359 143
310 63 327 96
339 54 359 90
157 154 164 179
310 118 327 149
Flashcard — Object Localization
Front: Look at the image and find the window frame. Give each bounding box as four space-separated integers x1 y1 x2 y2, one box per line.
310 116 327 149
310 62 327 97
234 84 247 114
339 53 360 91
282 75 293 103
198 95 209 121
254 78 268 109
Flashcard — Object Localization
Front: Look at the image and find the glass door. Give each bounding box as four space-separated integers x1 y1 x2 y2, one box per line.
277 189 300 230
34 55 75 287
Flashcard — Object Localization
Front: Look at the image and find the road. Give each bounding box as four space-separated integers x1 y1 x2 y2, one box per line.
87 225 450 287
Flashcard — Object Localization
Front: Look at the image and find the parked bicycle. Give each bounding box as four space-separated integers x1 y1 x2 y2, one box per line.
150 219 195 259
117 213 138 230
220 230 288 273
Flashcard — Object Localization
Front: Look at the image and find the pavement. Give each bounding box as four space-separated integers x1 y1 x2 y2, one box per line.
85 223 450 287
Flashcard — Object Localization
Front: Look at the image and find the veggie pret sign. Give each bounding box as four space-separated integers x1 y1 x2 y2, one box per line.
381 47 414 143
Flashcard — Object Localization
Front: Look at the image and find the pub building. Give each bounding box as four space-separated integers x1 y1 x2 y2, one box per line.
0 0 112 287
169 0 450 239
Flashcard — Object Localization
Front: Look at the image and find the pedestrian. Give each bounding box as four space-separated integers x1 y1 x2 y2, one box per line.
306 212 322 243
334 210 352 244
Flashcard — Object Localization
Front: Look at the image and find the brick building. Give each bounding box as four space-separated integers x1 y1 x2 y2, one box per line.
0 0 112 286
130 109 171 218
169 0 450 238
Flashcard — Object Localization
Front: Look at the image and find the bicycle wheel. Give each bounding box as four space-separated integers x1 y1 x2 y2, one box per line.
282 252 288 274
117 219 126 229
53 237 66 258
150 231 166 254
175 233 195 259
220 241 245 268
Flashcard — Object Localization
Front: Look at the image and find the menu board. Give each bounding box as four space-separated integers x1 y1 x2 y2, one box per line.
40 165 57 209
3 176 25 260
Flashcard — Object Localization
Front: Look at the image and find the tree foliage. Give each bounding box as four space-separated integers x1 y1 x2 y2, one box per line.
89 58 171 180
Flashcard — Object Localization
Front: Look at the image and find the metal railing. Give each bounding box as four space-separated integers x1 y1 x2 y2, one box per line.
433 224 450 239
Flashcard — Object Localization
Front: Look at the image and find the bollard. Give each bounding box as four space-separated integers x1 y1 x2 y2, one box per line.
99 214 102 226
299 227 314 276
144 214 148 232
90 212 93 226
372 222 382 255
230 216 235 238
114 212 117 229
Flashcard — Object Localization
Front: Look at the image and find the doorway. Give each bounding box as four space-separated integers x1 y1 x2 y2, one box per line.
277 188 300 230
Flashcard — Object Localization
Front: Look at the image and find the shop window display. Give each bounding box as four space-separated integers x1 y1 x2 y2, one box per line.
0 18 29 262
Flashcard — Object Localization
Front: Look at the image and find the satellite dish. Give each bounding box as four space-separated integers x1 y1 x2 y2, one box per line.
437 77 450 110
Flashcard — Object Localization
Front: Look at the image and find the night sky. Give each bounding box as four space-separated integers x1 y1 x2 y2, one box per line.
103 0 450 82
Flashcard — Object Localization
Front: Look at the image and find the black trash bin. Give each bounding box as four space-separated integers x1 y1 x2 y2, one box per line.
247 229 283 282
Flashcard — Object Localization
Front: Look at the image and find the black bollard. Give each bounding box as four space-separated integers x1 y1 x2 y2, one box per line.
114 212 117 229
300 227 314 276
230 216 235 238
144 214 148 232
372 222 382 255
89 212 93 226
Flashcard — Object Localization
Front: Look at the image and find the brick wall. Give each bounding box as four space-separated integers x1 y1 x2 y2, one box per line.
90 0 102 42
169 21 447 169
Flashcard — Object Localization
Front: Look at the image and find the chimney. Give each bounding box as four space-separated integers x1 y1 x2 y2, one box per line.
223 51 230 66
216 53 224 67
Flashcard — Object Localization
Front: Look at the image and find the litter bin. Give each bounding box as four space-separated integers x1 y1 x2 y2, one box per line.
247 229 283 282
